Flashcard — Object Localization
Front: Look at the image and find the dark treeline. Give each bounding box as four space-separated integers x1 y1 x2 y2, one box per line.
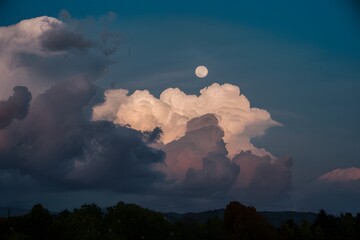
0 201 360 240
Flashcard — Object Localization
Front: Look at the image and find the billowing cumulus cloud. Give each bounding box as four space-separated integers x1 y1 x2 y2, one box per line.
0 16 61 97
318 167 360 182
0 86 32 129
93 83 281 158
92 83 292 202
0 15 116 99
0 77 165 192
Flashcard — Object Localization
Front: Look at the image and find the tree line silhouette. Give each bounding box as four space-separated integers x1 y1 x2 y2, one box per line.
0 201 359 240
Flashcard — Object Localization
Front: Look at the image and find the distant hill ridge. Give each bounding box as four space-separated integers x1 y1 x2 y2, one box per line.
164 209 317 227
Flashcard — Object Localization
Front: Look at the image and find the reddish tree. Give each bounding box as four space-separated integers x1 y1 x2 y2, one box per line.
224 201 275 240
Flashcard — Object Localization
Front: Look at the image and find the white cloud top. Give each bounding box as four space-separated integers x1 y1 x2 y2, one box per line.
93 83 280 157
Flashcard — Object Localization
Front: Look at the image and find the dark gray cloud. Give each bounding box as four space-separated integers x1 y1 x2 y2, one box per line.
0 77 165 192
15 49 113 85
57 10 121 57
181 152 240 195
66 121 165 192
142 127 163 144
40 27 93 52
39 14 120 55
99 31 122 56
0 86 31 129
232 151 292 202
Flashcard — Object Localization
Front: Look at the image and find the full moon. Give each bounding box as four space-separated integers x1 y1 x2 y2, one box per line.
195 65 208 78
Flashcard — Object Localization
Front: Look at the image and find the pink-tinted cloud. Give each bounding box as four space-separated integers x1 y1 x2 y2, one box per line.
318 167 360 182
231 151 292 201
154 114 292 202
161 114 227 180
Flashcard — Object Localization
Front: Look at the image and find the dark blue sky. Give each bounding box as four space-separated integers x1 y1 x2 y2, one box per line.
1 0 360 212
